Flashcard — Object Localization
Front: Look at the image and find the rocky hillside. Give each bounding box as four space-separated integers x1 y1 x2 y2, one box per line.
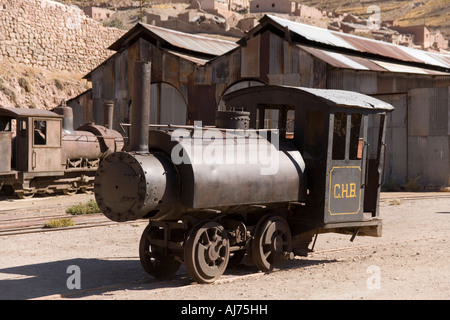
0 59 89 110
300 0 450 37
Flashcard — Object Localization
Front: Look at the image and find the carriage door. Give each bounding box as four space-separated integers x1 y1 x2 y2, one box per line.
325 112 368 223
30 118 62 172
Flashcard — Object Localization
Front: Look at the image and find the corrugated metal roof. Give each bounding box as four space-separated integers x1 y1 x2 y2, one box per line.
165 49 210 65
141 24 239 56
262 15 450 73
298 45 450 75
109 22 238 58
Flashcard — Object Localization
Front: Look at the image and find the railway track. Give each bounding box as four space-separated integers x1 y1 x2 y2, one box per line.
1 192 449 236
0 216 123 236
0 203 125 236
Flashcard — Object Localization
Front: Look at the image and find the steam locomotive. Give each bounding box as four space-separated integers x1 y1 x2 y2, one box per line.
93 62 394 283
0 102 124 199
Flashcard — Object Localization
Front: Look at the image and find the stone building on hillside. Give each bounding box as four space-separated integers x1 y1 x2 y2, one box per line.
391 25 449 50
83 6 115 21
249 0 323 19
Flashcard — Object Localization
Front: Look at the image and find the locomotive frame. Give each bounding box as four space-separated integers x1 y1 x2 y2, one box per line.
93 65 394 284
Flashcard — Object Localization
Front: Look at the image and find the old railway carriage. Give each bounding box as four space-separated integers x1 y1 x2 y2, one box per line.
94 81 393 283
0 105 123 198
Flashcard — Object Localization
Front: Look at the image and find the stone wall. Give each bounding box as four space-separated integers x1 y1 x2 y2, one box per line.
0 0 126 73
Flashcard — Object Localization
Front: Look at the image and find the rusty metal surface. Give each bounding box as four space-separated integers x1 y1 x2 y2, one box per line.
298 45 449 75
109 22 238 58
260 15 450 73
165 49 210 65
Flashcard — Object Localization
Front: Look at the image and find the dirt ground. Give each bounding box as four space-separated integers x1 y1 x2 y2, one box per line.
0 192 448 301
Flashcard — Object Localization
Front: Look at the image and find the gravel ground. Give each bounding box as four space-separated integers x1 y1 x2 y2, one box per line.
0 193 449 301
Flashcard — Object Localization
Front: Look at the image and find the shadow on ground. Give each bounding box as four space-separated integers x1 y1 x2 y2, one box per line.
0 256 338 300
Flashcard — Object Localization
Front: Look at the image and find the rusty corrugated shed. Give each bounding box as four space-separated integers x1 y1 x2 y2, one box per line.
252 15 450 73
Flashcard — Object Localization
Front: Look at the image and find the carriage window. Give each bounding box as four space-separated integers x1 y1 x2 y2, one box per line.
34 120 47 145
0 118 11 131
261 108 279 129
349 113 364 160
332 112 347 160
304 110 325 158
256 104 295 139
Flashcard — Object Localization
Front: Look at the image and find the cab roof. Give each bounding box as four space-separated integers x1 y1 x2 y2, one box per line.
0 107 63 118
222 85 394 111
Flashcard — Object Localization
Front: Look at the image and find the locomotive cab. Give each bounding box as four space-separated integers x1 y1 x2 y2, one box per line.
0 108 64 197
223 85 394 238
0 108 63 173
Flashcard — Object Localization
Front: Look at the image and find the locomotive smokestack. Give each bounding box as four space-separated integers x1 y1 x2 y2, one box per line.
103 100 114 129
53 101 75 134
129 61 151 153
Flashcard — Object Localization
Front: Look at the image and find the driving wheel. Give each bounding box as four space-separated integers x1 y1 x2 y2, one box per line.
139 224 181 279
184 220 230 283
252 215 292 272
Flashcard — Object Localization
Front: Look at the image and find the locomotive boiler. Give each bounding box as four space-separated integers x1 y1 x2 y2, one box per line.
0 102 123 198
94 62 394 283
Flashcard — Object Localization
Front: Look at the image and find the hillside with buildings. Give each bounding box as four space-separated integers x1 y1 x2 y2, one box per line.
61 0 450 51
1 0 449 111
298 0 450 35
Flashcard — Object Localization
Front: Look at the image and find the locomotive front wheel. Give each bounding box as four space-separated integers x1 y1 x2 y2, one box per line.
139 224 181 279
252 215 292 272
184 221 230 283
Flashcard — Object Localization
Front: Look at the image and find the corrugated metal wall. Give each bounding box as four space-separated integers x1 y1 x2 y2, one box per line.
407 87 450 187
87 38 193 129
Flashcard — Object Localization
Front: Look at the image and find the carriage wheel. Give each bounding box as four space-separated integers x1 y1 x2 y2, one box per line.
80 186 93 194
252 215 292 272
16 190 35 199
139 224 181 279
63 188 78 196
184 221 230 283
